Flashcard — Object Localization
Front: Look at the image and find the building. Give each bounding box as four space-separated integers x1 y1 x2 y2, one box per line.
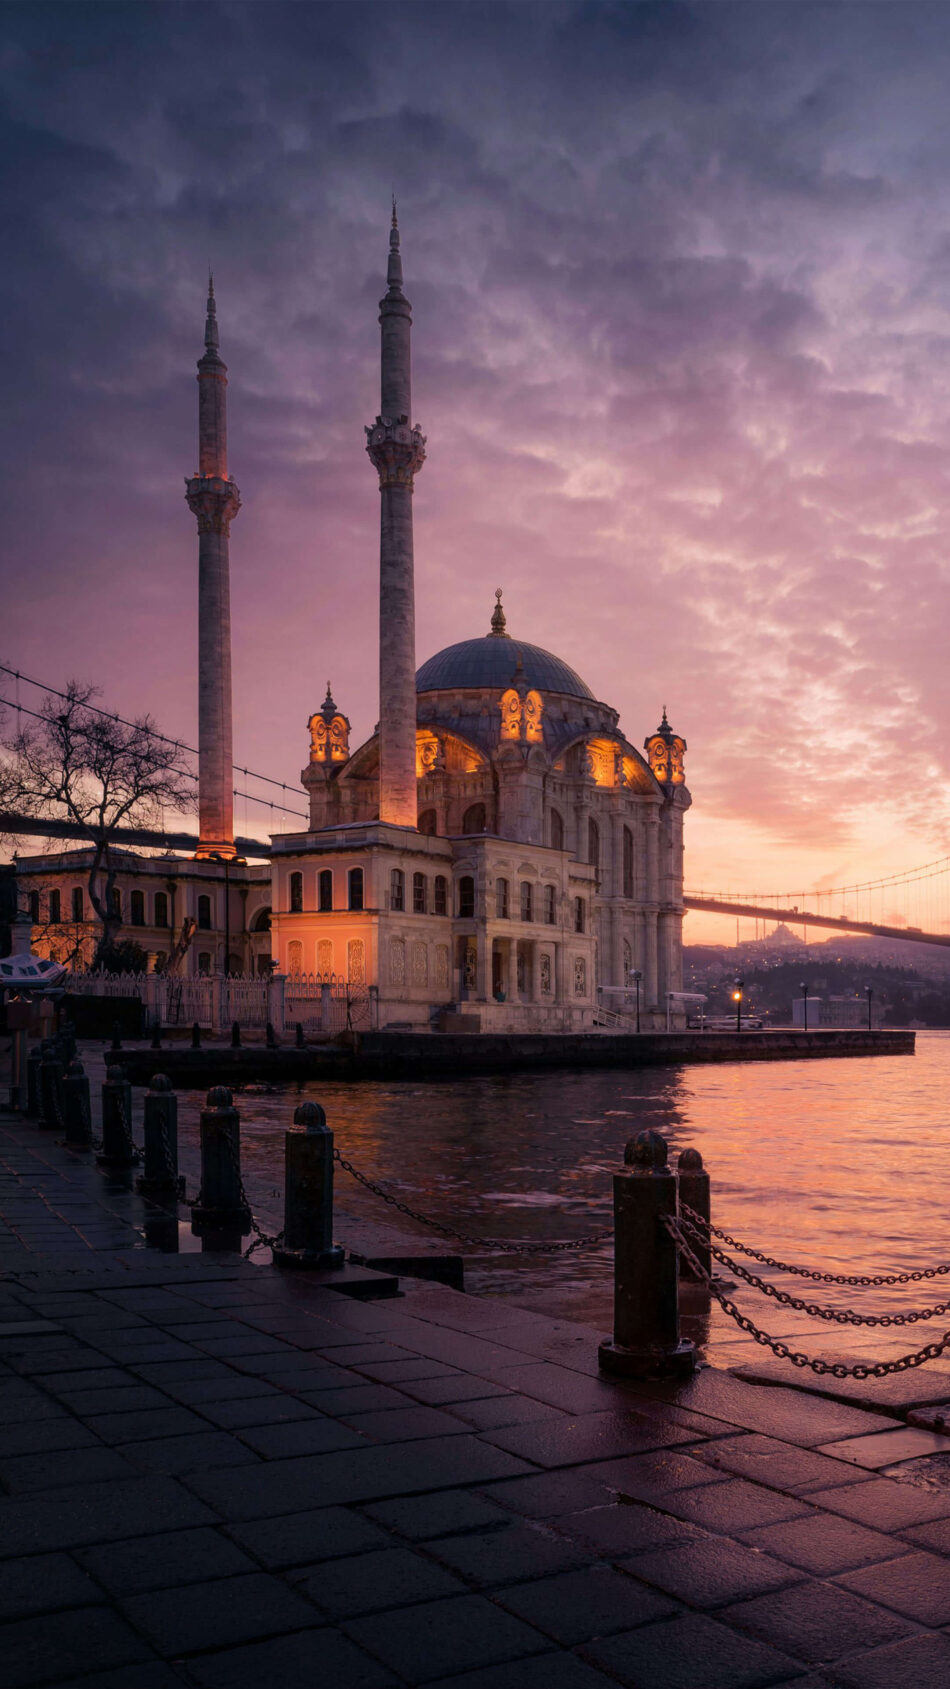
17 216 690 1028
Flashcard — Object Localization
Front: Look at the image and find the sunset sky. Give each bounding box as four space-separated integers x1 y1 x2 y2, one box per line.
4 1 950 941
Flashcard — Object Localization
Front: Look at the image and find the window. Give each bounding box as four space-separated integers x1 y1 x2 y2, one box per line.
197 894 212 930
318 869 333 912
412 872 426 914
496 877 509 918
623 827 634 899
71 887 84 923
520 881 533 922
348 868 364 911
550 809 564 851
287 940 304 975
588 818 600 871
434 875 448 917
462 802 486 835
29 890 39 925
457 876 475 919
197 951 212 975
574 956 587 997
418 808 437 836
49 889 61 925
289 871 303 913
130 890 145 927
109 887 122 919
544 885 556 924
154 891 169 928
540 953 553 994
390 868 405 911
574 896 585 933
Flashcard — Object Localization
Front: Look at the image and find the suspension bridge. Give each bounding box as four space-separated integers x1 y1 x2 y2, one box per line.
3 665 950 950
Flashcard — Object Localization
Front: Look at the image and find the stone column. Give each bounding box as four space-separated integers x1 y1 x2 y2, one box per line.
366 212 425 829
644 912 659 1009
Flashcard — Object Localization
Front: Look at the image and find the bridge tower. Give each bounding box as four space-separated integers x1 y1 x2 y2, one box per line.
186 275 240 859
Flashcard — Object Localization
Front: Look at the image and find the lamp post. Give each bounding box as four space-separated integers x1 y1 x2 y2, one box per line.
629 968 642 1034
865 984 873 1030
733 976 744 1034
800 981 809 1031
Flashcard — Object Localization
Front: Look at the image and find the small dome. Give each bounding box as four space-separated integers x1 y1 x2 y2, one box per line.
417 637 594 699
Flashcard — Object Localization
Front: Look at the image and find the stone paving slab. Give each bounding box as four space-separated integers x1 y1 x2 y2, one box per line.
6 1107 950 1686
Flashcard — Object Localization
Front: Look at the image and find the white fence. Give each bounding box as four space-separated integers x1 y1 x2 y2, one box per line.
64 970 376 1037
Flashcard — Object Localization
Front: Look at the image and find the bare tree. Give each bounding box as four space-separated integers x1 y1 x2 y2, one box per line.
7 684 194 966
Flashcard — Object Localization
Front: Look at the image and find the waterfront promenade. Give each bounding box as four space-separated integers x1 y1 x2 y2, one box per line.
5 1111 950 1684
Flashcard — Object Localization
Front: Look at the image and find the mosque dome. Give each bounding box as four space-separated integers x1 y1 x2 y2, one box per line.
415 591 595 700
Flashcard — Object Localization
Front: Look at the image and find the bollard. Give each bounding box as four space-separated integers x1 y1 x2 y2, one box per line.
191 1087 250 1236
98 1065 137 1168
150 1020 162 1050
59 1017 77 1063
274 1102 344 1270
62 1060 92 1150
138 1074 182 1195
25 1044 43 1118
231 1021 241 1049
599 1130 695 1380
38 1043 65 1131
110 1021 122 1053
677 1148 711 1282
266 1021 278 1050
295 1022 305 1049
191 1022 201 1049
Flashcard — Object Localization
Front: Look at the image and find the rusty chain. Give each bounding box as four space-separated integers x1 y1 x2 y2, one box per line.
677 1198 950 1288
665 1213 950 1379
213 1123 285 1259
333 1149 615 1255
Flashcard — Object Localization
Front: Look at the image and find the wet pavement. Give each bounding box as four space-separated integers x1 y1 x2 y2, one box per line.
5 1103 950 1685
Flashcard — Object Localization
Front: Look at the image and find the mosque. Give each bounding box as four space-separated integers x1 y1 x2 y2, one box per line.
17 215 690 1033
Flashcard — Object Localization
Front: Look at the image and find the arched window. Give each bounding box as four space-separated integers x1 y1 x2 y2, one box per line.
154 892 168 928
251 906 272 932
197 951 212 975
348 868 364 911
544 885 556 925
109 887 122 919
434 875 448 917
457 876 475 919
28 890 39 925
130 890 145 927
287 940 304 975
520 881 533 922
418 808 437 836
289 872 303 913
550 808 564 851
49 889 61 925
390 868 405 911
623 827 634 899
574 896 585 934
496 877 509 919
197 894 211 930
462 802 486 835
588 818 600 870
71 887 84 923
318 869 333 912
412 872 426 914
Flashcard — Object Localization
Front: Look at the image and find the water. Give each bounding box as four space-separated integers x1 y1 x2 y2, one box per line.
168 1032 950 1369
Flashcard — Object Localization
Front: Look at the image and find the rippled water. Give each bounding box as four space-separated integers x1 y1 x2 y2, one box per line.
167 1032 950 1368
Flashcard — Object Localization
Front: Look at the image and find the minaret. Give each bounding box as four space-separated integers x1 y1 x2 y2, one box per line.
365 208 426 827
185 275 240 859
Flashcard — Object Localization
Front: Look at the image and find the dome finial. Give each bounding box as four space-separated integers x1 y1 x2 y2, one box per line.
490 587 509 638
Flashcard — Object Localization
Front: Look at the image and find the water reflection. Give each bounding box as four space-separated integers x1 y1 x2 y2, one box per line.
164 1034 947 1367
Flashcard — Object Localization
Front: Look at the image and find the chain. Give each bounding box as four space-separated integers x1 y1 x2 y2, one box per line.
332 1149 614 1255
664 1214 950 1379
677 1199 950 1288
214 1124 285 1259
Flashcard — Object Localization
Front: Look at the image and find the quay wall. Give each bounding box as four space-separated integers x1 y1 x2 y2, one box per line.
115 1026 914 1087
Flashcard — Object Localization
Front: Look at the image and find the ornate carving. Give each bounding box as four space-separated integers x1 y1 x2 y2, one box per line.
498 685 544 745
644 709 687 787
185 474 241 535
365 415 426 489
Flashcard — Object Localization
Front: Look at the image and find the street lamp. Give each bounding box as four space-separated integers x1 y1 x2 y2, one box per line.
799 981 809 1031
629 968 642 1034
733 976 744 1034
865 984 873 1031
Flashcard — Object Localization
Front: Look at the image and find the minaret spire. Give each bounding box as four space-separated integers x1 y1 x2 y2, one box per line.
366 212 426 828
186 276 241 859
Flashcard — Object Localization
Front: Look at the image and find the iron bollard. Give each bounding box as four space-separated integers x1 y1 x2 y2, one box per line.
274 1102 344 1270
98 1065 137 1168
231 1021 241 1048
266 1021 278 1049
138 1074 182 1195
110 1021 122 1053
62 1060 92 1150
677 1148 711 1282
59 1017 77 1063
191 1087 250 1236
25 1045 43 1118
295 1022 305 1049
599 1130 695 1380
191 1022 201 1049
38 1044 65 1131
